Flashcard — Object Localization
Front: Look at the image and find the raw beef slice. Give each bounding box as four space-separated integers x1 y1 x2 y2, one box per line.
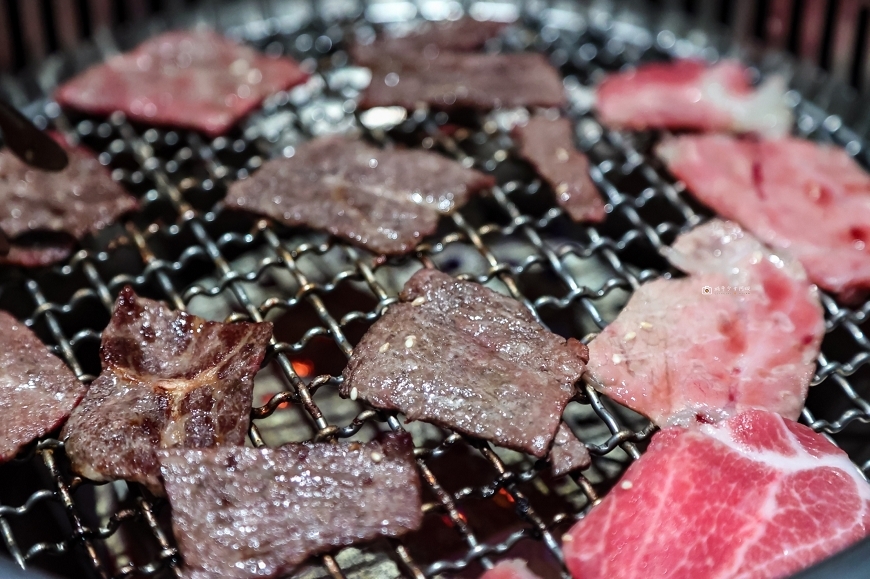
61 287 272 494
564 409 870 579
160 433 421 579
0 311 85 461
588 219 824 426
596 59 792 136
657 134 870 301
341 268 588 458
56 30 309 137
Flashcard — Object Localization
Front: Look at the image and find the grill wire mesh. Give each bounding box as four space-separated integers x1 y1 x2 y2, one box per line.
1 1 870 578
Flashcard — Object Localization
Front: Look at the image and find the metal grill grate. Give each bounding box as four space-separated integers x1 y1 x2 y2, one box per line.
1 1 869 578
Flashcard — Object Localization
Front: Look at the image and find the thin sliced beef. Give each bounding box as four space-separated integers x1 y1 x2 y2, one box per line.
0 140 137 267
564 410 870 579
61 287 272 494
595 59 792 136
549 423 591 476
588 220 824 427
225 136 494 255
657 134 870 301
480 560 543 579
512 115 605 222
56 30 309 137
341 269 588 458
351 17 506 67
0 312 85 461
159 433 421 579
360 53 565 111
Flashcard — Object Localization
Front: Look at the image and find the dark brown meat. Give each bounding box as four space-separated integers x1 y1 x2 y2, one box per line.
549 423 591 476
0 139 137 267
159 433 422 579
512 116 606 223
0 311 85 462
56 30 309 137
225 136 494 255
351 17 506 67
360 53 566 111
341 269 588 457
61 287 272 495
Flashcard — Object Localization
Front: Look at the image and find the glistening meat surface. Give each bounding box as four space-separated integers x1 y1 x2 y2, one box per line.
657 134 870 301
225 136 494 255
0 138 137 267
588 219 824 426
159 433 421 579
0 311 85 462
564 410 870 579
512 115 605 222
351 17 506 67
360 53 565 111
341 269 588 458
56 30 309 137
61 287 272 494
595 59 792 136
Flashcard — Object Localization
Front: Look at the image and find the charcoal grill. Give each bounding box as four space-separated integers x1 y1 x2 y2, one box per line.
1 1 870 578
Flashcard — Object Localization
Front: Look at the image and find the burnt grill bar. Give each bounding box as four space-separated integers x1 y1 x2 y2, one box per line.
0 1 867 579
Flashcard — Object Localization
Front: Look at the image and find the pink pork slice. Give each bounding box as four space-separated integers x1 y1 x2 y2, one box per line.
0 311 85 461
56 30 309 137
657 134 870 302
587 219 824 427
479 559 543 579
512 115 606 223
595 59 792 136
564 409 870 579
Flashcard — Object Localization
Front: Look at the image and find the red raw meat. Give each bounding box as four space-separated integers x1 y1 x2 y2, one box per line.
588 219 824 426
479 559 543 579
56 30 309 137
564 410 870 579
596 60 792 136
657 135 870 301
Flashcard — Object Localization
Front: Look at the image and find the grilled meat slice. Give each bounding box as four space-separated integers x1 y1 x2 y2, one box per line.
61 287 272 494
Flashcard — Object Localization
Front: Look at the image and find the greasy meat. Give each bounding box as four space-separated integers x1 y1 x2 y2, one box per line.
588 220 824 427
479 560 543 579
657 134 870 301
564 410 870 579
351 17 506 67
341 269 588 457
512 115 606 222
0 139 137 267
549 423 591 477
61 287 272 494
56 30 309 137
596 59 792 136
159 433 421 579
0 312 85 461
360 53 566 111
225 136 494 255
